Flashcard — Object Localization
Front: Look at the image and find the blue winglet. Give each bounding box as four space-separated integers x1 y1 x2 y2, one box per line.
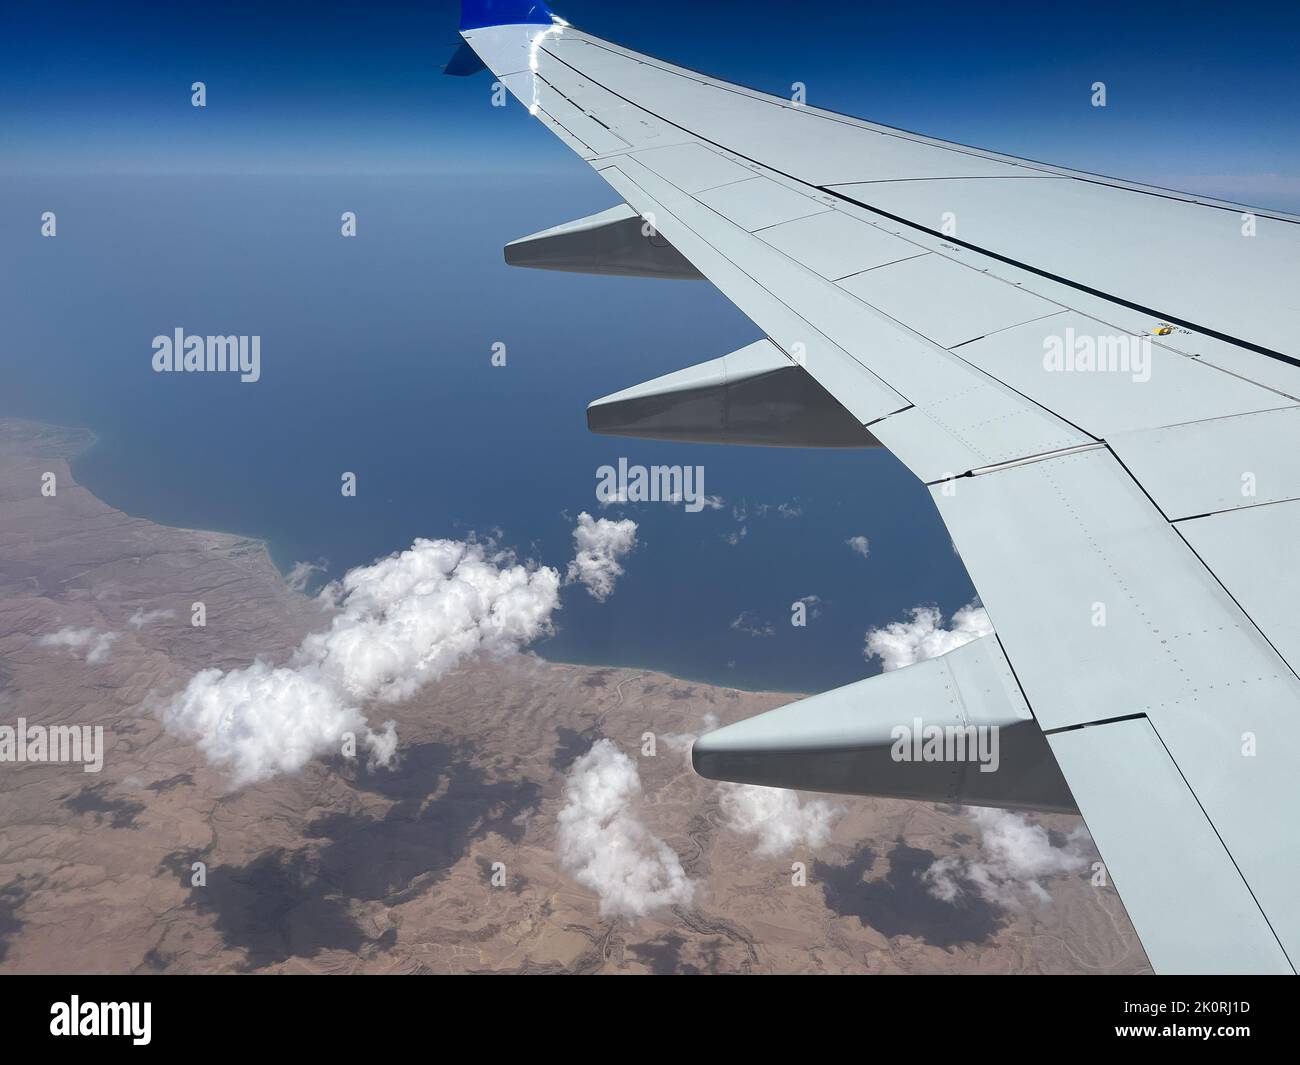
459 0 555 31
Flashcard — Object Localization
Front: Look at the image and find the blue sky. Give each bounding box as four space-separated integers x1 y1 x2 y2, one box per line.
4 0 1299 207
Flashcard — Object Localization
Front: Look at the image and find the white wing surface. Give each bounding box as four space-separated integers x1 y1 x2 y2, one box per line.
456 2 1300 973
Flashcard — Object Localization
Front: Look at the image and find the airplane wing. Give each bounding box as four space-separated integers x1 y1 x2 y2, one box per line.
454 1 1300 974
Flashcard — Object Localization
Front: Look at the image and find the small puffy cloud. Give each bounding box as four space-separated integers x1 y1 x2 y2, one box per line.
128 608 175 628
666 716 841 855
742 501 802 520
795 594 823 621
566 512 638 602
730 610 774 638
365 719 399 769
924 808 1089 908
725 500 814 540
718 784 842 856
557 739 695 918
864 602 992 672
285 559 328 593
39 626 119 664
845 535 870 559
163 538 561 787
661 712 719 755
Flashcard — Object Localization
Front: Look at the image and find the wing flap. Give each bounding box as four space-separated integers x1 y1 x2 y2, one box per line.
1048 717 1291 974
1178 500 1300 676
932 447 1293 731
934 445 1300 965
1109 407 1300 519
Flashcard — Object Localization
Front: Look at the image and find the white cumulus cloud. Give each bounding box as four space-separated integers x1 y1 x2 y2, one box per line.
718 784 842 856
164 660 367 787
557 739 695 918
845 535 870 559
566 512 638 602
864 602 992 671
924 808 1089 908
667 715 842 856
162 538 561 788
39 626 120 664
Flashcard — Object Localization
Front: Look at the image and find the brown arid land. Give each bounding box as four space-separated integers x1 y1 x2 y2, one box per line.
0 418 1147 974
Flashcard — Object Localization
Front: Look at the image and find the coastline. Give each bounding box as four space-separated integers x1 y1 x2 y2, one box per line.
0 414 1144 975
538 646 812 697
4 415 807 699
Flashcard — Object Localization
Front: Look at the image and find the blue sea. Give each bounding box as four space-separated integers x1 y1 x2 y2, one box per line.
1 172 976 693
